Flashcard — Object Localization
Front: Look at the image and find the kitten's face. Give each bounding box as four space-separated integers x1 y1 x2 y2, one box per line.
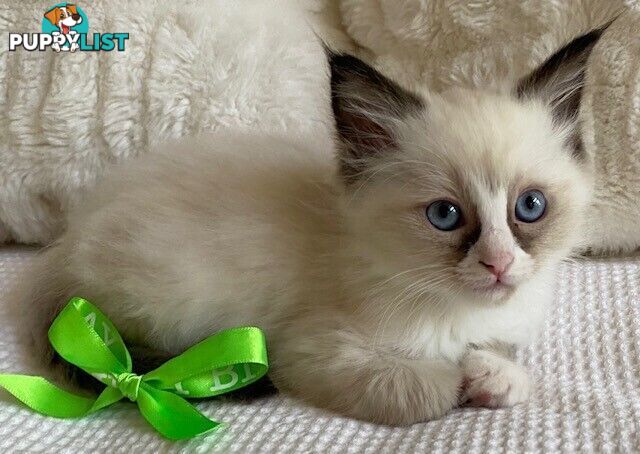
330 40 600 305
343 90 591 304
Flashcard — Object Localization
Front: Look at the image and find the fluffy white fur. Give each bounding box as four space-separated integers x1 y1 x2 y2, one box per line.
338 0 624 92
14 46 593 423
580 11 640 255
0 0 344 244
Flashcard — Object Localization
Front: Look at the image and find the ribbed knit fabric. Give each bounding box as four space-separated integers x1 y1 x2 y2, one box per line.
0 248 638 452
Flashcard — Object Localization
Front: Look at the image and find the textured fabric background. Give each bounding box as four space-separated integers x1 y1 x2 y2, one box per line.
1 247 639 452
338 0 626 91
0 0 335 244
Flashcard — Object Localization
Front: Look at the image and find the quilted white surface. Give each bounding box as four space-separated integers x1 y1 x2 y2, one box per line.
1 247 639 452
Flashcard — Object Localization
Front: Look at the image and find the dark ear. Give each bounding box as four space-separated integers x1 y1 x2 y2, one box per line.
516 25 609 156
330 53 424 183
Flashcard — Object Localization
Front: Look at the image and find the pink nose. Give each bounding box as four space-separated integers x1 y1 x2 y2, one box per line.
479 252 514 278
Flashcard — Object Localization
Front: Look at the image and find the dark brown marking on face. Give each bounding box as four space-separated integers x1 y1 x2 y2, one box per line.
510 221 536 252
511 215 568 259
460 226 481 254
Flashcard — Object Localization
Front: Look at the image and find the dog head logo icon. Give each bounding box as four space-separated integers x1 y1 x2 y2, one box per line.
42 3 88 52
44 4 82 34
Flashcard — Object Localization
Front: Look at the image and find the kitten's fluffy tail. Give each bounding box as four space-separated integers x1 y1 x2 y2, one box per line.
8 242 169 390
8 243 153 391
7 242 79 380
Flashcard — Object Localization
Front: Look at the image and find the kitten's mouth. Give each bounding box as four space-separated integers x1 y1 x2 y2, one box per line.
471 281 513 299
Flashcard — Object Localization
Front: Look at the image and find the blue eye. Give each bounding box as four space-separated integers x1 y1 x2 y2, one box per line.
515 190 546 223
426 201 463 231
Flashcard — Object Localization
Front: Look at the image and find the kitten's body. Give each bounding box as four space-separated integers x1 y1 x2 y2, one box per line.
16 30 604 424
17 93 582 423
19 132 545 423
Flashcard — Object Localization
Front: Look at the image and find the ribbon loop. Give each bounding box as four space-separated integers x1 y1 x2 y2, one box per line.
0 297 269 440
116 372 142 402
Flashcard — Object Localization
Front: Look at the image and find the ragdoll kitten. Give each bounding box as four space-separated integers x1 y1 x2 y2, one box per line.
15 29 602 425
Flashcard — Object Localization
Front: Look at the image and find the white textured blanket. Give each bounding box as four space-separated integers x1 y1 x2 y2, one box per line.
1 247 639 452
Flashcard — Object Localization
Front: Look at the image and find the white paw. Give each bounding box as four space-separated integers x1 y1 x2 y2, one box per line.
461 349 530 408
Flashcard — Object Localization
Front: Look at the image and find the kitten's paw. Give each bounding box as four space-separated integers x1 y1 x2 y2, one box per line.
461 349 530 408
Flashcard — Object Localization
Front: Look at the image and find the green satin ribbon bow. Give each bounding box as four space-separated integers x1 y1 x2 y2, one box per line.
0 297 269 440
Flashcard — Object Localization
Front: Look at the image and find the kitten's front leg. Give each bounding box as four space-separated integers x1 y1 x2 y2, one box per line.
271 329 463 425
461 343 531 408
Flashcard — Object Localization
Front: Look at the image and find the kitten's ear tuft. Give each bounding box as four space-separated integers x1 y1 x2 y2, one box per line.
330 53 424 182
516 25 610 156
